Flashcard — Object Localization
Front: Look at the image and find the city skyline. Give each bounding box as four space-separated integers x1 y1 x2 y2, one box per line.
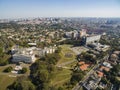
0 0 120 19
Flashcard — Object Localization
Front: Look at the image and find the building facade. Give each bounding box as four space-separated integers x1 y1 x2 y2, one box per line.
86 35 101 44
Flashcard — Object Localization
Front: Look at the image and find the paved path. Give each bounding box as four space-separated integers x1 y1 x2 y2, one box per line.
57 60 76 67
0 63 30 77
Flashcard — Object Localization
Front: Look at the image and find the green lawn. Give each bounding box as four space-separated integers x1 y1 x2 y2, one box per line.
0 66 5 72
0 64 16 72
0 64 30 90
65 61 77 68
49 68 72 89
0 66 16 90
57 45 76 65
0 74 16 90
50 44 77 89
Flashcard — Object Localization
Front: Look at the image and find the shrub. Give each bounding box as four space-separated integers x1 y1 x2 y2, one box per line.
3 66 13 72
21 67 27 74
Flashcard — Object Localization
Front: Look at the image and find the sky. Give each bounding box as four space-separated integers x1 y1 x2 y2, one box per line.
0 0 120 19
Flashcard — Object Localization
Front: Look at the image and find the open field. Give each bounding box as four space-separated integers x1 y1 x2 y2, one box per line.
65 61 77 68
0 64 16 72
0 74 16 90
0 64 31 90
0 65 16 90
50 68 72 89
57 44 76 65
50 44 78 89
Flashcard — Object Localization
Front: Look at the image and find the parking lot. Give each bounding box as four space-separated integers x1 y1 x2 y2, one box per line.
71 46 89 55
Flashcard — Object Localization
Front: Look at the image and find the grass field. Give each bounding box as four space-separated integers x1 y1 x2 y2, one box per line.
57 45 76 65
50 68 72 89
0 44 76 90
65 61 77 68
0 74 16 90
49 44 77 89
0 64 30 90
0 65 16 90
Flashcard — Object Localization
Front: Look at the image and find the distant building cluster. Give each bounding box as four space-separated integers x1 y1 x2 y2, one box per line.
87 43 110 52
65 29 87 39
109 50 120 65
65 29 102 45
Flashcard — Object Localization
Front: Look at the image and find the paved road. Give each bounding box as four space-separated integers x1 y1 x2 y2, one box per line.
72 64 98 90
72 55 109 90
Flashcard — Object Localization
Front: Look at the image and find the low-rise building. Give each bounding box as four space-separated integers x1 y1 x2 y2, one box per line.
87 43 110 52
99 66 110 72
96 71 104 78
79 61 90 71
103 62 112 68
80 64 89 71
11 45 57 63
86 35 101 44
83 73 101 90
12 48 36 63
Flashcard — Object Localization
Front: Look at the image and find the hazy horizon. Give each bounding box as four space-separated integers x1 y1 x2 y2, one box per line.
0 0 120 19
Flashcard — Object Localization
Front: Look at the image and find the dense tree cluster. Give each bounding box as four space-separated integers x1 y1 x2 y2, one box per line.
70 71 84 85
29 48 61 90
78 52 97 64
103 64 120 86
100 32 120 51
0 37 13 66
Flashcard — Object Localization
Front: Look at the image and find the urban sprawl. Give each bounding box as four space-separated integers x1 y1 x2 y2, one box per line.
0 18 120 90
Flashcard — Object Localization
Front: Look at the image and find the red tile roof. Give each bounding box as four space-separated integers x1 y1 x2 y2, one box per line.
100 66 110 72
80 64 89 71
79 61 85 65
97 71 104 77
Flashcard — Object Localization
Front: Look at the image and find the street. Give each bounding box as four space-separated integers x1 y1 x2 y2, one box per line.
72 55 109 90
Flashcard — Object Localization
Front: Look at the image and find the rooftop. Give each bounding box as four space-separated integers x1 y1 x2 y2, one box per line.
79 61 85 65
97 71 104 78
99 66 110 72
80 64 89 71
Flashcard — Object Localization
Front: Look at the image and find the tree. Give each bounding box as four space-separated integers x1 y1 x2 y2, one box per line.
30 61 50 89
110 64 120 76
7 80 36 90
0 47 3 56
70 71 84 85
21 81 36 90
0 53 10 66
47 64 55 72
21 67 27 74
3 66 13 72
58 87 64 90
37 70 49 82
55 47 61 53
7 76 36 90
7 81 23 90
101 77 108 84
